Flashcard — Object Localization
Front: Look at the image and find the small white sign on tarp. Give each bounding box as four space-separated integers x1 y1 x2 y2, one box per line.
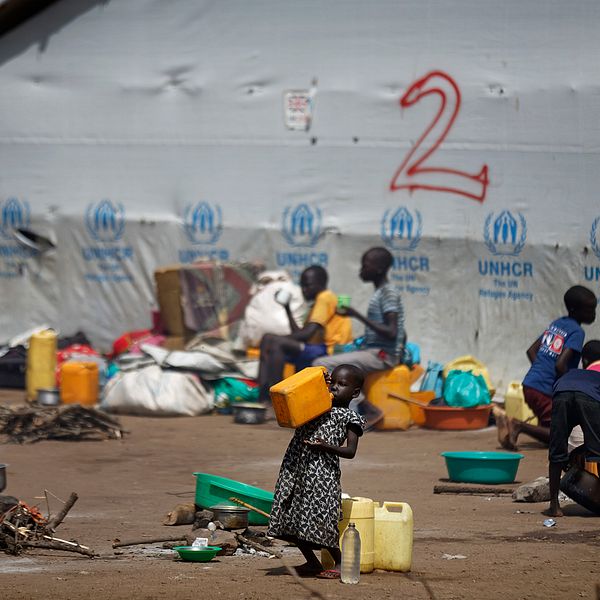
283 90 313 131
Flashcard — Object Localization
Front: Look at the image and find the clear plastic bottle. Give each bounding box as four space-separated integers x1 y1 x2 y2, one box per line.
340 522 361 584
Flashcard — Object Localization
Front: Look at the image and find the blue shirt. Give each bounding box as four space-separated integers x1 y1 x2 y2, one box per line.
522 316 584 396
363 283 405 364
553 368 600 403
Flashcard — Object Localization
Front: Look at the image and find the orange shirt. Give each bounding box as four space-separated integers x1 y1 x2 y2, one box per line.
305 290 352 353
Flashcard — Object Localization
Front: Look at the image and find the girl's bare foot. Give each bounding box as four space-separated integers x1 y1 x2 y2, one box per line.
543 504 564 518
295 562 323 576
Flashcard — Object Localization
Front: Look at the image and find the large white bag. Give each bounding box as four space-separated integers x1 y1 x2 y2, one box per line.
101 365 214 416
236 271 305 348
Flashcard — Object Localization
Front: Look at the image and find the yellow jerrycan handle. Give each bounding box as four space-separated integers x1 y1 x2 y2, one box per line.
381 501 413 518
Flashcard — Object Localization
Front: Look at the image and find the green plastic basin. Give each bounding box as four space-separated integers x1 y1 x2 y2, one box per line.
193 473 274 525
173 545 221 562
441 451 524 484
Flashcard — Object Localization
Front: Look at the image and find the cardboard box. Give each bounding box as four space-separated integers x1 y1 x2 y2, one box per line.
154 265 191 338
162 336 186 351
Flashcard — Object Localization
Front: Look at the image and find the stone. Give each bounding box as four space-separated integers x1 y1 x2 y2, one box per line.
512 477 550 502
193 509 215 530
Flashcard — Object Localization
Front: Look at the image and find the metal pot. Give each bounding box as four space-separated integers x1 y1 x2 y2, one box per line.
0 464 7 493
37 388 60 406
210 504 249 530
232 403 267 425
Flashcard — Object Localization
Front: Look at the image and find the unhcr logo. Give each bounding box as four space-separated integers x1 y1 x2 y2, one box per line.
282 203 322 247
484 210 527 256
183 202 223 245
85 200 125 243
381 206 422 251
0 198 30 240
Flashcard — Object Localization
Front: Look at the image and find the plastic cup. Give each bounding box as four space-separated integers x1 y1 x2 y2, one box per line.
337 295 351 309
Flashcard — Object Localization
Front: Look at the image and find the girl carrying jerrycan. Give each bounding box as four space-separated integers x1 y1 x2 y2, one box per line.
267 364 366 579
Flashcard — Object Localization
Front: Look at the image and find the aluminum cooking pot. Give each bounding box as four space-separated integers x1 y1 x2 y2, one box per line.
210 504 249 530
37 388 60 406
232 403 267 425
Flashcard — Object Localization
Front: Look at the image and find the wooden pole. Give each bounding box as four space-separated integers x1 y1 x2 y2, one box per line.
434 484 515 496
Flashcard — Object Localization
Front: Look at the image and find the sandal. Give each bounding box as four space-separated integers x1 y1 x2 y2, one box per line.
315 569 341 580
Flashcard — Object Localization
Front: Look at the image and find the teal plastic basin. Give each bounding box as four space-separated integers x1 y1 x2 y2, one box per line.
193 473 274 525
441 451 524 484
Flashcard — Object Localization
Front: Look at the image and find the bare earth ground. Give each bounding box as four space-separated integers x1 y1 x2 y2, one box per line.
0 389 598 600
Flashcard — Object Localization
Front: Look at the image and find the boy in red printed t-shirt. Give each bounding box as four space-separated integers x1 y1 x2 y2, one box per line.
495 285 597 450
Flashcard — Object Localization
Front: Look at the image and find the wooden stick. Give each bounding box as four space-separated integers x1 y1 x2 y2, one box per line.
388 392 429 407
112 534 187 548
235 533 278 557
434 484 515 496
22 538 95 557
46 492 78 531
228 496 270 518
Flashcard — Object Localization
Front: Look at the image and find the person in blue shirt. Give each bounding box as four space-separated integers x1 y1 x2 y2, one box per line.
545 340 600 517
496 285 596 450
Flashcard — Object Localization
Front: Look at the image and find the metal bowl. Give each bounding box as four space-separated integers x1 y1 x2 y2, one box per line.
210 504 249 529
37 388 60 406
232 403 267 425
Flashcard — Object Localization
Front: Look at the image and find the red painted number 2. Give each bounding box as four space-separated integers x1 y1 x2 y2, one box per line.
390 70 489 203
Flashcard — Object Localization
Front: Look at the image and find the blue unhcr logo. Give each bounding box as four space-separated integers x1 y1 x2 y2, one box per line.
484 210 527 256
0 198 30 240
381 206 422 251
590 217 600 260
282 203 322 247
85 200 125 243
183 202 223 245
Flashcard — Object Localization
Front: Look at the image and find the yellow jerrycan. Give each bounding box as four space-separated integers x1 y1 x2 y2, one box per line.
364 365 412 430
26 329 57 401
504 381 537 425
322 496 374 573
374 501 413 572
269 366 332 428
60 362 99 406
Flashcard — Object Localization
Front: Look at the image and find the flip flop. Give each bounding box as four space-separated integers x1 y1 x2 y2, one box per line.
315 569 341 580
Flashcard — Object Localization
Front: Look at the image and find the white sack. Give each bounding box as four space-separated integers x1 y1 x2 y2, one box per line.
237 271 305 348
101 365 214 416
140 343 226 373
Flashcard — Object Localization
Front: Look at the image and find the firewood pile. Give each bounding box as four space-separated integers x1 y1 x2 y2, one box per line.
0 492 95 557
0 404 126 443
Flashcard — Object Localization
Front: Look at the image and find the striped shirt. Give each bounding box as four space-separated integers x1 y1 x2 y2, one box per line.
363 283 405 364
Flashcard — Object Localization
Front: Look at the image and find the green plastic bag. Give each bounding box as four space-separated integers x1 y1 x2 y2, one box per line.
213 377 259 413
443 369 491 408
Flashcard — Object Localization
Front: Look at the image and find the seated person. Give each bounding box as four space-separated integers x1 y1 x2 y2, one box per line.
546 340 600 517
313 247 406 425
257 265 351 403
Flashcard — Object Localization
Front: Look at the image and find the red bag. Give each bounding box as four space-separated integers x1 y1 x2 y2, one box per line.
111 329 152 357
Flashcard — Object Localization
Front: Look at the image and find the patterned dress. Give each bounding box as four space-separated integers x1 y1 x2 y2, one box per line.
267 407 366 548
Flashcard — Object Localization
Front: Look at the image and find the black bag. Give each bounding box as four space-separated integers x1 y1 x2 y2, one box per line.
0 345 27 389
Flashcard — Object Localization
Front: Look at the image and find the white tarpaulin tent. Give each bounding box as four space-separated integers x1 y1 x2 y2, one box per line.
0 0 599 389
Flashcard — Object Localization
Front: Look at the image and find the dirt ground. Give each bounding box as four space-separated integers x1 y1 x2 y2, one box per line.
0 389 598 600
